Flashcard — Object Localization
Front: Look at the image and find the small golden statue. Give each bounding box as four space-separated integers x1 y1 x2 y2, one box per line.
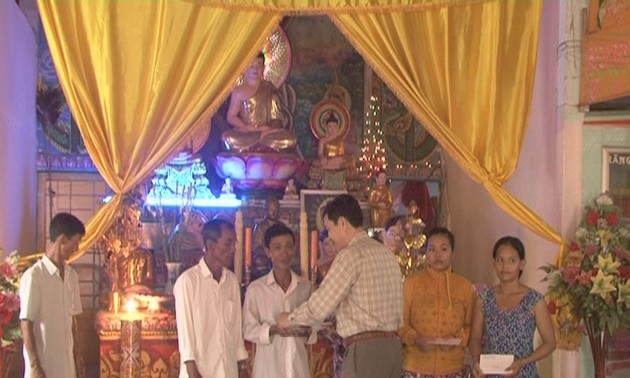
368 171 393 228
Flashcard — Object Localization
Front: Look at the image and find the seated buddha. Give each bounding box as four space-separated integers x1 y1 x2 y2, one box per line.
314 111 353 171
222 52 297 153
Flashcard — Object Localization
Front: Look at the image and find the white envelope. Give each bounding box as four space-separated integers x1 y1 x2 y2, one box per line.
479 354 514 375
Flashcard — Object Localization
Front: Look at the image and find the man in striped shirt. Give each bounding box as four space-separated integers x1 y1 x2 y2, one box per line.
278 194 403 378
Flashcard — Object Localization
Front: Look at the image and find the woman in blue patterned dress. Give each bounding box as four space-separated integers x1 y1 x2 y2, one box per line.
469 236 556 377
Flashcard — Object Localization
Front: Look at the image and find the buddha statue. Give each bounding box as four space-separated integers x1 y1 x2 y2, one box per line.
117 246 154 294
222 52 297 153
368 171 393 228
315 111 353 171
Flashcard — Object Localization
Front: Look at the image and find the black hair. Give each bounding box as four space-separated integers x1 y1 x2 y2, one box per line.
49 213 85 242
492 236 525 260
325 111 339 125
202 219 235 244
264 223 295 248
323 194 363 228
492 236 526 278
385 215 406 232
257 51 265 64
426 226 455 250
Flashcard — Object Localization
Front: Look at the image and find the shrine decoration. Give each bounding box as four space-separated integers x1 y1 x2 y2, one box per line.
358 94 387 180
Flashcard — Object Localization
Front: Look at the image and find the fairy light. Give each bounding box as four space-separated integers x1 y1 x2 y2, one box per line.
359 95 387 179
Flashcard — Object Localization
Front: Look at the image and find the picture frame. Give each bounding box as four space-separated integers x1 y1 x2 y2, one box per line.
300 190 346 231
601 146 630 219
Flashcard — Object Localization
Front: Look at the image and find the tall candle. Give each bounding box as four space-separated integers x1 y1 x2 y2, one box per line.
310 230 318 266
235 210 243 284
245 227 252 267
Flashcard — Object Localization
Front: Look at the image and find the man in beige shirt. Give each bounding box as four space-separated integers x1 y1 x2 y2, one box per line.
278 194 403 378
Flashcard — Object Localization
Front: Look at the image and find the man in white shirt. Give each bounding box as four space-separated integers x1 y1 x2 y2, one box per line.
20 212 85 378
174 219 250 378
243 223 315 378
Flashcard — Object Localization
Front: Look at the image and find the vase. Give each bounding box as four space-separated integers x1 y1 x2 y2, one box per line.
585 317 610 378
164 262 182 295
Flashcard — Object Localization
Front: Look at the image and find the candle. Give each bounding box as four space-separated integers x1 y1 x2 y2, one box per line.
300 212 308 278
235 210 243 284
245 227 252 267
120 319 142 378
310 230 318 266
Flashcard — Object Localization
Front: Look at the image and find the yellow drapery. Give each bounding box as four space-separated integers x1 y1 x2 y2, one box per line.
37 0 281 261
331 2 568 256
37 0 567 263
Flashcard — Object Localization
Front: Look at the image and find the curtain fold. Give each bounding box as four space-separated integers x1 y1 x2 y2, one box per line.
36 0 567 263
331 0 568 253
37 0 281 261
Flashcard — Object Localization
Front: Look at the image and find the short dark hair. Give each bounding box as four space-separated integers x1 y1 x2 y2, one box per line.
492 236 525 260
426 226 455 250
49 213 85 242
264 223 294 248
385 215 405 232
323 194 363 228
202 219 235 244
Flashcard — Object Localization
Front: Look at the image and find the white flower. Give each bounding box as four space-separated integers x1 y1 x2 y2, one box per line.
575 227 588 240
547 270 563 287
596 193 613 207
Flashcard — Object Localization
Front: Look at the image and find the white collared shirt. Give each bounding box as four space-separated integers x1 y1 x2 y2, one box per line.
174 259 248 378
19 255 82 378
243 271 314 378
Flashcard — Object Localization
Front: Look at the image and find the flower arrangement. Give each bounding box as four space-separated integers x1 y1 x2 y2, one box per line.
148 185 196 263
542 193 630 353
0 250 25 350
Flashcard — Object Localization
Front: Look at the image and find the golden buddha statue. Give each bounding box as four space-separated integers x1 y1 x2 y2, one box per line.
222 52 297 153
314 111 353 171
117 246 154 294
368 171 393 228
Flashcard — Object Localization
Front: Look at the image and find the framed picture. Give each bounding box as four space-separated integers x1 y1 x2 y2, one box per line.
300 190 346 231
602 147 630 218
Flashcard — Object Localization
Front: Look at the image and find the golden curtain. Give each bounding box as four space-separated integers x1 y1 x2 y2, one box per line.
331 1 567 252
38 0 281 260
37 0 566 262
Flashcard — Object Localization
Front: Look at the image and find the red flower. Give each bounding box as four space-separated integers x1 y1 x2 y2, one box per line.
584 244 599 257
587 209 600 225
562 266 581 284
0 263 15 280
619 266 630 280
547 300 558 315
0 292 19 326
571 242 580 251
606 212 619 226
578 271 591 284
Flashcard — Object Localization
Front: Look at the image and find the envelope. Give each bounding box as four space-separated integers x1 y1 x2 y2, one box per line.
479 354 514 375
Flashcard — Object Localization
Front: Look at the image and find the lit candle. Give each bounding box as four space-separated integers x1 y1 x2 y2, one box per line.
310 230 318 266
245 227 252 267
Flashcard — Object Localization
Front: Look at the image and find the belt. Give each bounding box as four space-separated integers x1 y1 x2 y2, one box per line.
343 330 399 348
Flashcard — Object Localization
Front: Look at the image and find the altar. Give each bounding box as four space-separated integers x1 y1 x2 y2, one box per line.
97 310 334 378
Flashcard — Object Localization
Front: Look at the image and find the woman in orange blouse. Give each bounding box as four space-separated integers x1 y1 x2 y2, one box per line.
399 227 475 378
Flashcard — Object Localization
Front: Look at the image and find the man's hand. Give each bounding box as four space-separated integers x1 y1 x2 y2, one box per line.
184 361 202 378
238 361 250 378
277 312 291 329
